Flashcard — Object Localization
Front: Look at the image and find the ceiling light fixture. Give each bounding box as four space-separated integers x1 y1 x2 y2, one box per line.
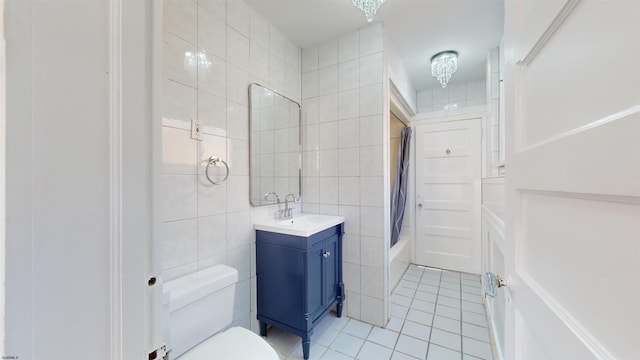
352 0 386 22
431 51 458 88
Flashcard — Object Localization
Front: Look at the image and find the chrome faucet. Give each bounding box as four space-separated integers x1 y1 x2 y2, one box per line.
264 192 280 204
282 193 297 219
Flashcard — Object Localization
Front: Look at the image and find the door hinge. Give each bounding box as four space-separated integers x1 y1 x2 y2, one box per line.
149 345 168 360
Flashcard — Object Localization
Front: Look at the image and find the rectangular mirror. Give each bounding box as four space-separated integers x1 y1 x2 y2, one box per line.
249 83 301 206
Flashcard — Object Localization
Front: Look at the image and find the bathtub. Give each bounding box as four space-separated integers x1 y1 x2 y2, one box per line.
390 235 411 291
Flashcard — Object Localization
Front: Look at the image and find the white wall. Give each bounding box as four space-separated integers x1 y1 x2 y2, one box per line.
383 30 417 115
161 0 301 332
5 0 156 358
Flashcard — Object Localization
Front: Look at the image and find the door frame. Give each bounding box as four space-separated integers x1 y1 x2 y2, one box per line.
410 112 487 271
110 0 164 358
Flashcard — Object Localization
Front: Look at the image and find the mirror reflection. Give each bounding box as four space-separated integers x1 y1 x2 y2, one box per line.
249 83 301 206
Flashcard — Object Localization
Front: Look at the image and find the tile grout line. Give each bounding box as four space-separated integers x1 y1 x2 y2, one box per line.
423 270 441 359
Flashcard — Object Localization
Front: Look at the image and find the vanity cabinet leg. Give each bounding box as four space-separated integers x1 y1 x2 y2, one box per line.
336 281 344 317
259 321 267 337
302 336 310 360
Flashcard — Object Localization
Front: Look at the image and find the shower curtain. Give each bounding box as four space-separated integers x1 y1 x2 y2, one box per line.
391 126 412 248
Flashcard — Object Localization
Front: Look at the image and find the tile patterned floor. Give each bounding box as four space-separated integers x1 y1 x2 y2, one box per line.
262 264 495 360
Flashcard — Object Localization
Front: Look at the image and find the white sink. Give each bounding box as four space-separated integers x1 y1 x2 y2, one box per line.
254 214 345 237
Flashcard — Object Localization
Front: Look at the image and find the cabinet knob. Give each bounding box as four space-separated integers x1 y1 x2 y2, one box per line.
323 251 331 258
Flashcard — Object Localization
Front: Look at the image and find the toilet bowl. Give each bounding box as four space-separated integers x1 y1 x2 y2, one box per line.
163 264 278 360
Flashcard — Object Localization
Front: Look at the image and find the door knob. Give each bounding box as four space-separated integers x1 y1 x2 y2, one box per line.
417 203 423 208
323 251 331 258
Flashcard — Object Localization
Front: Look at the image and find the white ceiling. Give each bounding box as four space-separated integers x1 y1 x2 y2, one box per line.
244 0 504 91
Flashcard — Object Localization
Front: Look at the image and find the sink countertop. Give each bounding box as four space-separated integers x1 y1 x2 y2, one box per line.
254 214 345 237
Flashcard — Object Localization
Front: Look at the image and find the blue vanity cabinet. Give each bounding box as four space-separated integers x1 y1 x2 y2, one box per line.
256 223 344 360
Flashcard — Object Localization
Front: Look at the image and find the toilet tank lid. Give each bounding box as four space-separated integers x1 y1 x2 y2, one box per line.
163 265 239 312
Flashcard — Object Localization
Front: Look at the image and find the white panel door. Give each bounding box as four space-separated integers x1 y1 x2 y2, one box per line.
415 119 481 274
503 1 640 359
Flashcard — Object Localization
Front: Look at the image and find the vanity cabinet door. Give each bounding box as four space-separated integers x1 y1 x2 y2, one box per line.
322 236 339 309
307 242 324 323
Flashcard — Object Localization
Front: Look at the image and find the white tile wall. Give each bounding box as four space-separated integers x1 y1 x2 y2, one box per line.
162 0 301 332
300 23 387 327
416 79 486 113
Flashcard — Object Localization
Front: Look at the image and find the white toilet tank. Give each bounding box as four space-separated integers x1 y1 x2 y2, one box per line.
163 265 238 358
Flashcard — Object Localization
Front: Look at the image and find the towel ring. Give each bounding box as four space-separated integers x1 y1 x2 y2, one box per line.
205 156 229 185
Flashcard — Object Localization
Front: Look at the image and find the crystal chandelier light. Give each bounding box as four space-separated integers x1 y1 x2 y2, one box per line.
431 51 458 88
352 0 386 22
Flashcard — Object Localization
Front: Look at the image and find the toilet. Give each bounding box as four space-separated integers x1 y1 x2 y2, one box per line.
163 264 279 360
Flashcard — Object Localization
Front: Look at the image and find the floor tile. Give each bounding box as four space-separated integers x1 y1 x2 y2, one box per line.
435 304 461 321
442 271 460 279
418 283 440 294
403 274 421 283
437 295 461 309
427 344 462 360
367 327 399 349
391 351 421 360
394 286 416 298
342 319 373 339
320 313 350 331
320 349 353 360
462 300 485 315
460 272 480 281
413 290 437 303
287 342 327 360
313 326 341 347
430 328 462 352
439 288 461 299
408 264 424 271
400 320 431 341
462 322 490 343
462 285 483 296
357 341 393 360
419 277 441 287
391 303 409 319
411 298 436 313
441 278 461 287
386 316 404 332
398 280 419 290
440 281 461 290
392 293 413 307
395 334 429 359
433 315 461 334
461 291 484 304
329 333 365 357
423 267 442 276
461 279 481 288
405 267 424 277
462 311 488 328
463 336 493 359
406 308 433 325
463 354 485 360
268 330 302 357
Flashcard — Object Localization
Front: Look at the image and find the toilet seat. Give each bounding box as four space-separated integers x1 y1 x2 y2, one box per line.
179 326 279 360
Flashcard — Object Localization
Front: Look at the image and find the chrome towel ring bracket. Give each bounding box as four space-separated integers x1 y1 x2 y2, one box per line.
205 156 229 185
